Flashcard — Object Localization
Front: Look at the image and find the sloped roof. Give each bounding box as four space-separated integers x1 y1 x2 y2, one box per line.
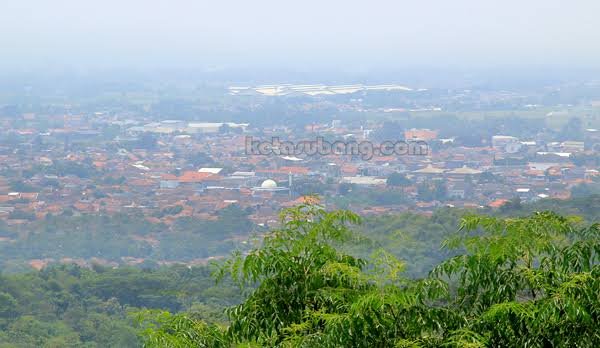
413 164 445 174
198 167 223 174
178 171 215 183
447 165 482 175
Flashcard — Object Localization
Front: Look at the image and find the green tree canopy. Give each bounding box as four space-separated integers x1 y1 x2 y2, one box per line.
140 206 600 347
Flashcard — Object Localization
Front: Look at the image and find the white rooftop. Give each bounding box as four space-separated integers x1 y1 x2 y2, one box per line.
198 168 223 174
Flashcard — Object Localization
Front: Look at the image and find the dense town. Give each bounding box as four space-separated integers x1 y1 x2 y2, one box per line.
1 93 599 231
2 2 600 346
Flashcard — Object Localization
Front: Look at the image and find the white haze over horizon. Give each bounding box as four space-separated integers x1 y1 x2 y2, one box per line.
1 0 600 75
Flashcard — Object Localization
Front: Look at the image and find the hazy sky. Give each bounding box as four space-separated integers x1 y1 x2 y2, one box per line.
2 0 600 73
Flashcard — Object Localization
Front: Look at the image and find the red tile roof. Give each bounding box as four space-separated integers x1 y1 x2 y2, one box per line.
278 166 310 175
177 171 215 183
488 199 509 208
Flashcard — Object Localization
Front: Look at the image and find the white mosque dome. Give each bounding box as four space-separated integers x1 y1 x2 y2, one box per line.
260 179 278 189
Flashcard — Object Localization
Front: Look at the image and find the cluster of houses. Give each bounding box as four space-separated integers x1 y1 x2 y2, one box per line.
0 112 598 228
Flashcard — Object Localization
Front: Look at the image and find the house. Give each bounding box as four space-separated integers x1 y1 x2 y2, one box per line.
198 167 223 174
561 141 584 153
405 129 438 141
488 199 509 209
447 165 483 176
515 188 534 200
177 171 216 183
448 182 467 199
492 135 519 150
341 176 387 186
412 165 445 181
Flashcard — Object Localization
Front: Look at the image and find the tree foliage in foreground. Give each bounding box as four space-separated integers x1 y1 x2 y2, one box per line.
140 204 600 347
0 264 239 347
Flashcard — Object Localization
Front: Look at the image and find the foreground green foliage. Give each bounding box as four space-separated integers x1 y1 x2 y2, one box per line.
141 204 600 347
0 265 240 347
353 208 462 277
